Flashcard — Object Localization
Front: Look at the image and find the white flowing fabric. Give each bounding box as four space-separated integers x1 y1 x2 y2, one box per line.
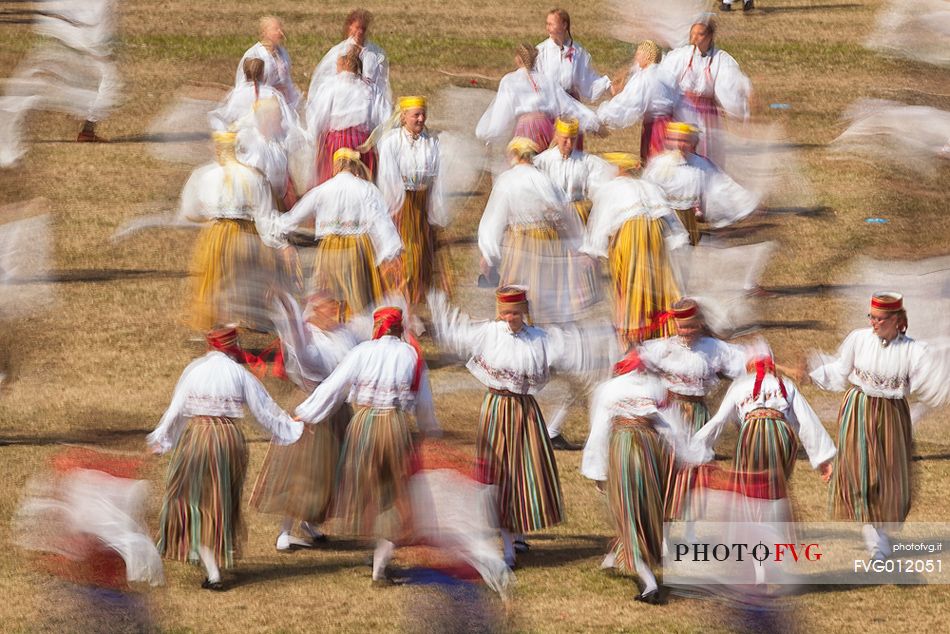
597 64 683 129
534 38 611 101
234 43 301 109
308 38 392 113
533 147 617 202
375 127 447 225
660 45 751 121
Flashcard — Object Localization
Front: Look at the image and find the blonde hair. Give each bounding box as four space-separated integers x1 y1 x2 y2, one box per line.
636 40 660 65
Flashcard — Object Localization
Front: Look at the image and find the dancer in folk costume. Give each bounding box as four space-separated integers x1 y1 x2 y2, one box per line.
692 345 835 516
582 349 682 604
213 58 299 136
233 96 297 212
306 49 389 186
581 153 688 348
660 20 751 163
597 40 683 162
643 122 759 246
182 131 284 332
533 117 616 225
308 9 392 115
376 96 448 305
250 292 363 551
638 298 746 520
295 306 440 584
234 16 301 110
476 43 601 151
277 148 402 319
428 288 595 567
148 326 303 590
808 292 950 558
478 137 595 324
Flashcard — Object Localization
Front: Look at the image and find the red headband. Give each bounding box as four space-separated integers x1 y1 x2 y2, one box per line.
496 287 528 304
614 348 644 376
870 293 902 312
751 356 787 400
672 304 699 320
373 307 404 340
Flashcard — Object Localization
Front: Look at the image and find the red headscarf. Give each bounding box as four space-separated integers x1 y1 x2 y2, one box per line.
614 347 645 376
373 307 424 393
750 356 787 400
206 326 286 380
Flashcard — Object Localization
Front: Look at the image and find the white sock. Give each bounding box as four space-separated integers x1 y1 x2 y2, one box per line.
280 517 294 534
600 551 616 569
501 530 515 566
198 545 221 583
372 539 395 580
546 405 568 438
633 556 658 594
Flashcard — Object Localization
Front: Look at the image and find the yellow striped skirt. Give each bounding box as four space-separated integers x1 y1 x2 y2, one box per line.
312 233 385 320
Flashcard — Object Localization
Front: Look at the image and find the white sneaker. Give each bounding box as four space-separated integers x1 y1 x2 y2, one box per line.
276 533 313 551
600 552 617 570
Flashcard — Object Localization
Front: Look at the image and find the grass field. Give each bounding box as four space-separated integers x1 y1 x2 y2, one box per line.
1 0 948 631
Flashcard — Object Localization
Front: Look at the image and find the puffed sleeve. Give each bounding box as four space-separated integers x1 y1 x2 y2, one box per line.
295 347 361 423
581 382 613 481
545 323 617 380
715 339 748 379
713 52 751 121
553 83 601 132
375 132 405 214
579 184 615 259
476 75 518 142
597 69 649 129
276 185 318 235
307 42 342 102
689 382 741 463
785 381 836 468
426 290 490 359
808 330 859 392
573 46 611 102
147 359 201 453
585 154 618 199
365 186 403 263
305 82 333 137
427 136 448 227
242 370 303 444
909 340 950 407
477 177 511 266
177 166 210 224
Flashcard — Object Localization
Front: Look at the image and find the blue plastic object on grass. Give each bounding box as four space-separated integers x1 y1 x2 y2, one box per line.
865 217 889 224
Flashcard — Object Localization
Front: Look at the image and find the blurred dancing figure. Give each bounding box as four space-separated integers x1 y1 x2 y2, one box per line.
277 148 402 318
638 298 746 520
535 8 612 103
376 96 447 305
581 153 688 348
533 117 616 225
476 43 601 150
581 349 679 604
234 16 301 110
148 326 303 590
597 40 682 162
306 49 390 185
428 288 598 568
309 9 392 114
181 131 284 332
808 292 950 559
0 0 120 164
660 19 751 162
295 306 440 585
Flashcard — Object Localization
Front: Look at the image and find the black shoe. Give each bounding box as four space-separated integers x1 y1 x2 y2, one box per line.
635 588 663 605
201 578 225 591
513 539 530 554
720 2 732 10
550 434 581 451
743 0 754 10
372 576 395 588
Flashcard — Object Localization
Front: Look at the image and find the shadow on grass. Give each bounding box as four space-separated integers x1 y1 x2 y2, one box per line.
9 269 191 284
107 132 210 144
513 533 608 569
736 320 824 333
227 558 357 589
0 427 151 447
757 3 863 14
761 206 833 218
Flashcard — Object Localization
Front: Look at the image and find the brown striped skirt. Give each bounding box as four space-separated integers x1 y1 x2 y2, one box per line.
475 390 563 533
665 394 710 521
157 416 249 569
395 188 436 305
733 408 799 501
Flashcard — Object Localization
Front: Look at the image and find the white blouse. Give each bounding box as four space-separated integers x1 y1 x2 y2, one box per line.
809 328 949 405
305 71 389 138
581 175 689 259
597 64 681 129
234 43 301 109
375 127 447 225
147 351 303 454
639 335 747 397
277 171 402 262
581 372 680 481
660 45 751 120
475 68 600 142
477 163 582 267
533 147 617 203
178 160 282 248
308 38 391 113
295 335 439 433
209 83 299 138
235 125 290 199
690 373 837 469
535 37 611 102
427 291 589 395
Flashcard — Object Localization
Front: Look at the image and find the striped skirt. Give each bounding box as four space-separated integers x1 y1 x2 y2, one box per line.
608 418 672 572
250 406 351 524
831 387 913 524
514 112 555 151
312 233 384 320
157 416 248 569
316 126 376 186
684 93 719 159
333 406 415 541
573 200 593 225
395 188 436 304
665 395 709 521
640 115 672 162
189 218 278 332
608 215 682 347
675 208 701 246
733 409 799 501
475 391 563 533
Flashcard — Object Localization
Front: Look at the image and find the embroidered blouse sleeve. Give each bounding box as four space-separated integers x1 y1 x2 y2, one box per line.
809 330 859 392
242 370 303 444
785 380 836 468
295 347 361 423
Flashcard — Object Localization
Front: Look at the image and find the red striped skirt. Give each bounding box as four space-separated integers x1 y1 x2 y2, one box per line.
514 113 555 151
684 93 719 158
316 126 376 185
640 115 672 162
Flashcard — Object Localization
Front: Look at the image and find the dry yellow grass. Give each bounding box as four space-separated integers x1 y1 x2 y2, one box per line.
0 0 948 631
